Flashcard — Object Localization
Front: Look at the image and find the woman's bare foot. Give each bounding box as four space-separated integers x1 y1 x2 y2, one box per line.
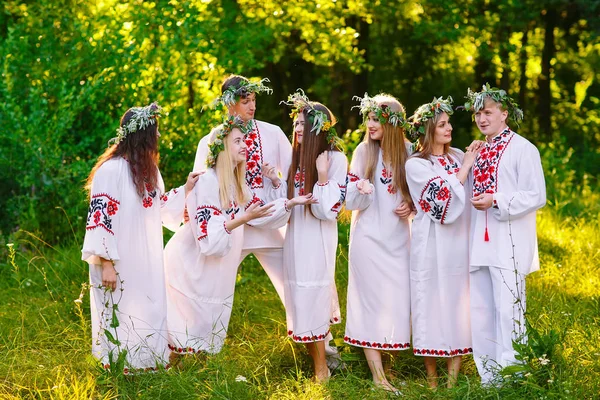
374 380 401 395
313 366 331 383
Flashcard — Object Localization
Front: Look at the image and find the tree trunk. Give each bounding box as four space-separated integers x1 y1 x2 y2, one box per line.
518 26 529 114
538 7 556 136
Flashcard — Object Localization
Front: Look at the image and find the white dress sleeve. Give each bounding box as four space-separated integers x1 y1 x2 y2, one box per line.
81 161 122 265
187 172 232 257
311 151 349 221
193 133 212 173
262 127 293 202
492 144 546 221
345 142 374 211
406 157 466 225
157 172 186 232
245 195 291 229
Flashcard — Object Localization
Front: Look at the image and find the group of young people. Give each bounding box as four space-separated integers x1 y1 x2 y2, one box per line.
82 74 546 392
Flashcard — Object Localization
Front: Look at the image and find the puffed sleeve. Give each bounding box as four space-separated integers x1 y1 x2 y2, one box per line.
187 172 233 257
492 142 546 221
262 174 287 203
157 171 186 232
406 157 466 225
245 195 291 229
193 131 214 173
311 151 349 221
81 160 122 265
345 142 374 211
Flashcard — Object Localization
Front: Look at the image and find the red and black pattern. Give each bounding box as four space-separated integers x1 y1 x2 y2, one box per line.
294 169 305 195
244 194 265 210
437 155 460 175
168 343 205 355
245 121 264 189
413 347 473 357
418 176 452 224
472 129 514 196
160 188 179 204
331 183 346 214
380 165 396 194
287 329 331 343
344 336 411 350
225 201 240 220
195 205 222 240
86 193 120 235
347 172 360 183
143 182 157 208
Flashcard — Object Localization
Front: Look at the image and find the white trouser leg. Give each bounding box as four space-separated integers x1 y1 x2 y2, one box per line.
470 267 497 384
239 248 285 306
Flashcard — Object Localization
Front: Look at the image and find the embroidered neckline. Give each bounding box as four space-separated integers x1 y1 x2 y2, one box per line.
472 129 514 196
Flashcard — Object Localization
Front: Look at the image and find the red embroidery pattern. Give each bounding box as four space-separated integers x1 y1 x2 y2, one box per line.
294 169 305 195
225 201 240 220
344 336 411 350
245 121 264 189
413 347 473 357
347 172 360 183
287 329 331 343
143 182 157 208
331 184 346 214
160 188 179 203
437 155 460 175
244 194 265 210
86 193 120 235
168 343 205 355
195 205 222 241
419 176 452 224
472 129 514 196
380 165 396 194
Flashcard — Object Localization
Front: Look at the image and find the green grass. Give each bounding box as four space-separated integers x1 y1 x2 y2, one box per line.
1 206 599 399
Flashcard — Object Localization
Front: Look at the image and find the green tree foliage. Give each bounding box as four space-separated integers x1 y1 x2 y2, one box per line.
0 0 598 242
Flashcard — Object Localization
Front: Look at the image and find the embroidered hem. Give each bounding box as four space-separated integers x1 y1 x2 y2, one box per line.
287 329 331 343
413 347 473 357
343 336 411 350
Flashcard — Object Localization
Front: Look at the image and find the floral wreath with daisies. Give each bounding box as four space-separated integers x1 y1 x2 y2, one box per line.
352 92 410 130
210 78 273 109
463 83 524 126
206 115 252 168
407 96 454 142
110 102 163 145
281 89 342 149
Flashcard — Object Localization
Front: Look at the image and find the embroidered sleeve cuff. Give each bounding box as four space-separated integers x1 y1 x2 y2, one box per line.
272 181 282 189
223 221 232 235
284 199 291 213
492 195 499 209
316 181 330 186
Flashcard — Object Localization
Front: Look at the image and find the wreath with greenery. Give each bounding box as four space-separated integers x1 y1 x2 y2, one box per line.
110 102 163 145
352 93 410 130
407 96 454 142
211 78 273 109
206 115 252 168
464 83 524 126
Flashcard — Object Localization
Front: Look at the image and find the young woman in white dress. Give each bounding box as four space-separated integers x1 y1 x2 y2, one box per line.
164 116 314 363
405 97 481 388
82 103 199 373
344 93 413 393
281 90 348 382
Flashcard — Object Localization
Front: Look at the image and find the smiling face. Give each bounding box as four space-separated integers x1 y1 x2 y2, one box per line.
228 128 247 165
433 112 452 146
294 112 305 144
228 92 256 122
365 111 383 141
475 98 508 138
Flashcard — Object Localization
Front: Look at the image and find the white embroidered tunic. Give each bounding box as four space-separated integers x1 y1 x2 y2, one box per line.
163 169 290 354
81 157 185 372
194 119 292 250
343 143 412 350
283 151 347 342
469 129 546 275
406 149 473 357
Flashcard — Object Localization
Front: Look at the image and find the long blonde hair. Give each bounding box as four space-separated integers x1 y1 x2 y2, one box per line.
414 112 459 161
211 127 251 208
362 94 412 207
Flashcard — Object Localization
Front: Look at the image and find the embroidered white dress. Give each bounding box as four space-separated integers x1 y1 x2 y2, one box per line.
468 129 546 383
164 169 290 354
343 143 412 350
283 151 347 342
406 149 472 357
82 157 185 372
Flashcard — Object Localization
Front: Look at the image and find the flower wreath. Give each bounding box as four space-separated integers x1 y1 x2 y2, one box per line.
110 102 163 145
206 115 252 168
352 93 410 130
463 83 524 126
407 96 454 142
280 89 341 148
211 78 273 109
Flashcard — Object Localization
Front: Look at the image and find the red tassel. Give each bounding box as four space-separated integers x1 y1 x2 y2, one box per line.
484 227 490 242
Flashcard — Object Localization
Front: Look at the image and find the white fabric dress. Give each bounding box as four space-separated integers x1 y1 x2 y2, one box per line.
468 129 546 382
406 149 472 357
82 157 185 373
283 151 347 343
164 169 290 354
344 143 412 350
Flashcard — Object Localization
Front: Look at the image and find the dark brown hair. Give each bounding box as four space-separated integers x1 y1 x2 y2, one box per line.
287 102 341 217
85 105 160 197
221 74 251 98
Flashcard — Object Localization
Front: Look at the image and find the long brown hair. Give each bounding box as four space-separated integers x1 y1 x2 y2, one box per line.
287 102 341 216
414 111 459 161
85 105 160 197
362 94 412 207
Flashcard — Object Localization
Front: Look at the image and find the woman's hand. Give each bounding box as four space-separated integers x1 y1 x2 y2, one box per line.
357 179 373 195
316 152 329 183
243 202 275 222
463 140 484 168
100 258 118 292
287 193 319 209
394 201 412 219
262 162 281 187
184 172 202 196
